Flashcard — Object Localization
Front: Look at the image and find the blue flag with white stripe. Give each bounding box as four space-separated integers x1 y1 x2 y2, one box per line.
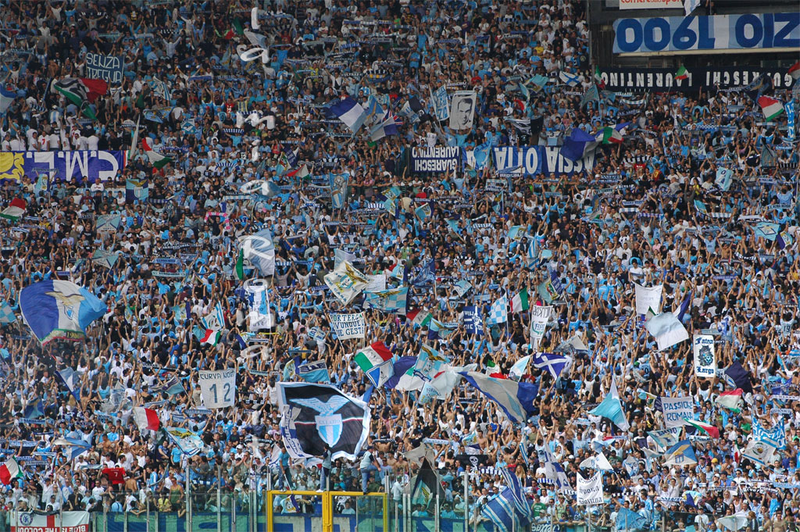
460 371 538 423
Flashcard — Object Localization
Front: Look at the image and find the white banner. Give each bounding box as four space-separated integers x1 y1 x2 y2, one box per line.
577 472 604 506
364 274 386 293
12 511 90 532
329 313 366 339
198 370 237 408
660 396 694 428
644 312 689 351
635 283 663 315
530 305 552 347
693 334 716 378
449 91 476 131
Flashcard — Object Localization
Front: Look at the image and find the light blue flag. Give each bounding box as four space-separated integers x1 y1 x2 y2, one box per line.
616 508 648 531
715 168 733 191
589 378 629 430
363 286 408 314
296 360 331 383
752 221 780 241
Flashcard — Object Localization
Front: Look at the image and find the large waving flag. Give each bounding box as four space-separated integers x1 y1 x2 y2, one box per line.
460 371 538 423
278 382 370 461
355 341 395 387
684 418 720 439
52 78 108 120
589 378 629 430
326 97 367 133
724 361 753 394
758 96 784 121
52 437 91 461
20 280 106 344
0 458 23 485
561 127 598 161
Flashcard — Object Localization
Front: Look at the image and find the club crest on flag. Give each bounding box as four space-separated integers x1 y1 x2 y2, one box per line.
294 396 349 446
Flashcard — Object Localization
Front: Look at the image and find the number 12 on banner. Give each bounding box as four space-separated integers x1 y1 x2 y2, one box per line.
199 370 237 408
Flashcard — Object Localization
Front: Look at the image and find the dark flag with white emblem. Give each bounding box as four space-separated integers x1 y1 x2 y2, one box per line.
278 383 370 461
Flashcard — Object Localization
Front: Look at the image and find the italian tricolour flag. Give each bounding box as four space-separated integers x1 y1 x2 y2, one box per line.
715 389 743 413
0 198 26 221
142 138 173 170
684 418 720 439
0 457 22 485
510 288 530 313
132 407 160 432
758 96 784 121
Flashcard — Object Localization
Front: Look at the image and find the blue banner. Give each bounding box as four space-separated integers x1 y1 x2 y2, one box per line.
613 13 800 54
0 151 126 183
492 146 595 176
85 52 124 84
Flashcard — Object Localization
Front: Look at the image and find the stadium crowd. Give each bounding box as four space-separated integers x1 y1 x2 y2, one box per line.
0 0 798 531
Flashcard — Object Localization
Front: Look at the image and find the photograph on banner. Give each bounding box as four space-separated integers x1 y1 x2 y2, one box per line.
693 334 716 378
449 91 477 131
198 370 237 408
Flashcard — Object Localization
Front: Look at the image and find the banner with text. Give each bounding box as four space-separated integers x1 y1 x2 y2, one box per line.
198 370 237 408
598 67 796 92
661 396 694 428
329 313 367 340
693 334 716 378
86 52 124 84
408 147 460 173
0 151 126 183
613 13 800 54
493 146 595 176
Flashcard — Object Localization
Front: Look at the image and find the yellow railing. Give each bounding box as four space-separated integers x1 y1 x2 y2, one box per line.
266 490 387 532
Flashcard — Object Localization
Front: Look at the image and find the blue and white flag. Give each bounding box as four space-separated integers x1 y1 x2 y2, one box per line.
532 353 570 379
483 466 532 532
363 286 408 314
559 71 580 87
296 360 331 383
20 280 106 344
368 110 399 141
663 440 697 466
427 318 457 340
364 95 384 124
463 305 483 335
648 427 682 451
543 447 574 493
326 97 367 133
53 437 92 461
487 295 508 325
241 228 276 276
561 127 598 161
460 371 538 424
753 418 786 449
431 86 450 121
787 100 796 141
589 378 629 430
